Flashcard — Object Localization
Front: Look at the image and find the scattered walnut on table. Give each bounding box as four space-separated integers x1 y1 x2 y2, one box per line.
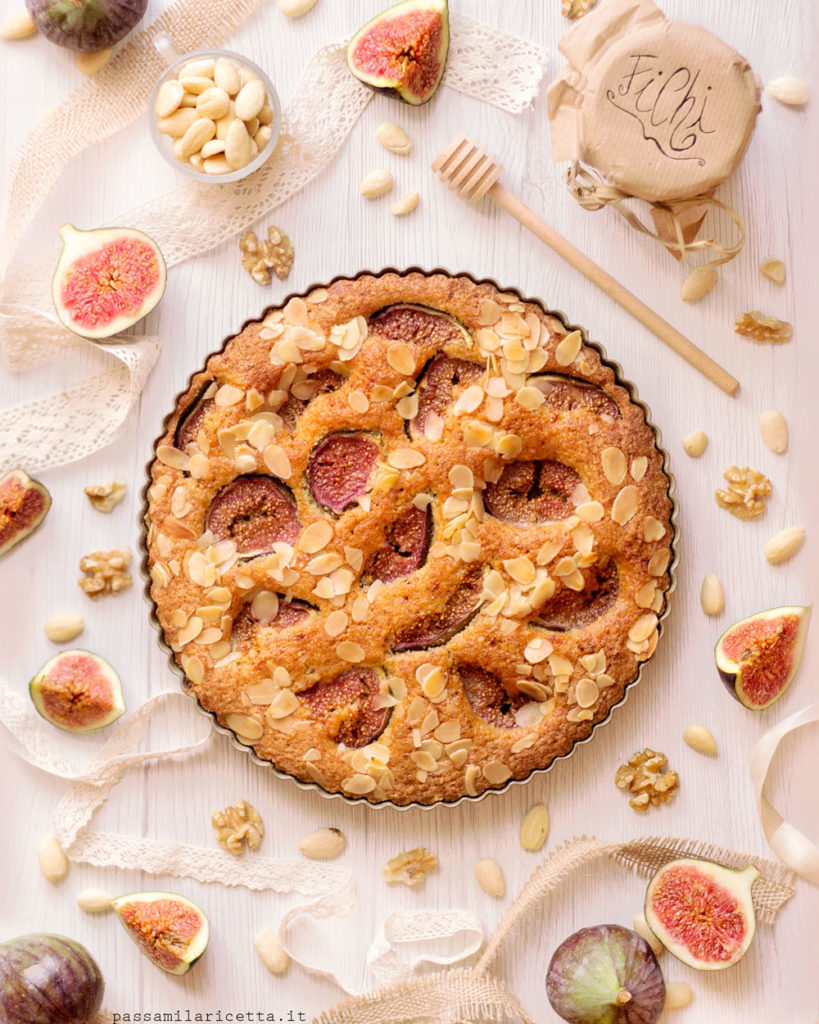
84 480 127 513
734 311 792 344
561 0 597 17
715 465 772 520
78 549 132 597
382 847 438 887
239 225 294 285
211 799 264 856
615 748 679 812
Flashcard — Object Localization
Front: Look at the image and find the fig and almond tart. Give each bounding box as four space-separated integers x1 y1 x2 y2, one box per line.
144 271 674 805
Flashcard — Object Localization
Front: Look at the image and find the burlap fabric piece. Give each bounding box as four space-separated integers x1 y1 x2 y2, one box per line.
0 3 548 474
317 835 795 1024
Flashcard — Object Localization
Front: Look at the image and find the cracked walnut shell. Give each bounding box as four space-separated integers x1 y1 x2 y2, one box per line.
211 799 264 855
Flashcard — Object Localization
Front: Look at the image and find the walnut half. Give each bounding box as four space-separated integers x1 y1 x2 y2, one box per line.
715 465 772 520
211 799 264 856
615 748 679 811
78 549 132 597
239 226 294 286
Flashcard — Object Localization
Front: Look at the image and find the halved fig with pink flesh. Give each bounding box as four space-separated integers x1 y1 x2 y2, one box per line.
460 665 523 729
0 469 51 556
644 857 758 971
112 891 209 976
412 352 483 437
174 380 215 451
231 592 313 648
52 224 166 340
531 374 620 419
29 650 125 733
484 460 581 524
347 0 449 105
715 605 810 710
205 475 300 555
280 369 344 432
301 668 389 747
370 303 469 347
533 558 619 632
363 504 431 583
307 433 379 514
392 564 483 651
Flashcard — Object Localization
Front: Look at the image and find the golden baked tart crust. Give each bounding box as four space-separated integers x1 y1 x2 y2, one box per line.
144 271 675 805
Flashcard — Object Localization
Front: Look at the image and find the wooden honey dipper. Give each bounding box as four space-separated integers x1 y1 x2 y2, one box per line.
432 134 739 396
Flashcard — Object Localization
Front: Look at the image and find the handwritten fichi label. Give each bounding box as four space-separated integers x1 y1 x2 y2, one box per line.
548 0 761 202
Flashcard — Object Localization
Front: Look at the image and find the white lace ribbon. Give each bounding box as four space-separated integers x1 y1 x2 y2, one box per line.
750 702 819 884
0 681 483 991
0 14 547 475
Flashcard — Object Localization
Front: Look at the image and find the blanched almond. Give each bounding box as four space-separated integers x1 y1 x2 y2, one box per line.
759 409 788 454
519 804 549 851
77 888 114 913
75 48 112 75
376 121 412 155
682 429 707 457
633 913 664 956
681 265 717 302
682 724 718 757
225 118 252 170
298 827 346 860
235 78 266 120
0 9 36 38
44 614 84 643
254 930 290 974
38 834 68 883
664 982 693 1009
279 0 319 15
766 76 810 107
391 191 420 216
764 526 805 564
699 574 724 615
360 169 394 199
474 857 505 897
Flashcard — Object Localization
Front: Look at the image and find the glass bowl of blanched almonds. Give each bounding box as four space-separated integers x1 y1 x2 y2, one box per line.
148 44 281 182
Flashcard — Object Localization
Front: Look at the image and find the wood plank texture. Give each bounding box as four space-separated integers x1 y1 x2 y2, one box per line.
1 1 817 1021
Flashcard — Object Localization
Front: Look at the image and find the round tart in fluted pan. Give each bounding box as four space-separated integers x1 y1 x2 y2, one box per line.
144 271 675 805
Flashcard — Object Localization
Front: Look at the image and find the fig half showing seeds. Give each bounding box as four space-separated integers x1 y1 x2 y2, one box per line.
52 224 166 340
546 924 666 1024
362 503 431 583
111 892 209 975
347 0 450 105
392 563 484 651
0 469 51 556
300 668 390 748
533 558 619 632
231 593 313 648
644 858 758 971
460 666 524 729
484 460 581 524
29 650 125 733
715 605 810 710
307 432 380 514
411 351 483 437
531 374 621 419
205 475 301 555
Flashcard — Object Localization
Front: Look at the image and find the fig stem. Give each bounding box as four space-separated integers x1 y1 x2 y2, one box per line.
615 988 632 1005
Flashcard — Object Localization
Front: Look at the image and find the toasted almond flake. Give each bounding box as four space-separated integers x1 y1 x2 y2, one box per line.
395 394 418 420
548 653 573 676
299 520 333 553
629 613 658 643
602 447 627 485
648 549 671 576
306 552 344 575
262 444 291 479
464 764 480 796
421 667 447 701
434 721 460 743
245 679 278 704
635 581 657 608
611 485 639 526
496 433 523 458
555 330 582 365
250 590 279 621
386 342 415 375
348 389 369 414
156 445 190 471
226 713 263 741
524 637 553 664
184 656 204 685
576 501 605 522
575 677 600 708
553 556 577 577
336 640 365 663
503 555 536 586
324 610 348 637
642 516 666 542
478 299 502 326
630 457 648 482
453 384 485 415
342 773 377 795
370 385 394 403
483 760 512 786
388 448 426 470
514 385 545 410
571 523 594 557
267 689 299 719
214 383 243 407
177 615 204 646
198 626 223 644
347 596 368 623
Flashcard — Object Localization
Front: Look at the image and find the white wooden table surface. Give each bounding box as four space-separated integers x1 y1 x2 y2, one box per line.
1 1 817 1021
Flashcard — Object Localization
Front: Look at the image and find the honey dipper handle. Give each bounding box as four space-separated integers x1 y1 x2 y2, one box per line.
489 182 739 396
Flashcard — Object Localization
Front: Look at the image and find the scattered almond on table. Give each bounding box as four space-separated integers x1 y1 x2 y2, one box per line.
77 888 114 913
43 614 84 643
391 190 420 216
75 48 112 75
680 265 717 303
519 803 550 851
0 9 36 39
475 857 506 898
376 121 412 155
759 409 788 453
764 526 805 565
682 724 718 757
38 834 69 883
664 982 694 1010
766 76 810 107
279 0 318 16
699 574 724 616
254 929 290 974
682 429 707 457
298 827 346 860
632 914 664 956
360 169 394 199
